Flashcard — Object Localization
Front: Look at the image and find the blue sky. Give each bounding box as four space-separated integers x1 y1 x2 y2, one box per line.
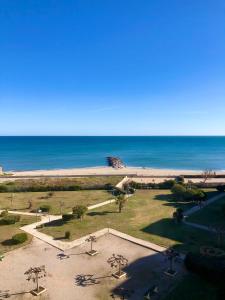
0 0 225 135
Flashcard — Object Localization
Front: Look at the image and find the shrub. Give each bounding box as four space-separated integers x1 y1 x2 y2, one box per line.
65 231 71 239
175 176 185 184
12 233 28 244
158 180 176 189
0 185 7 192
62 214 74 222
47 191 54 197
171 184 187 200
0 215 20 225
173 208 184 223
39 204 51 212
72 205 88 220
185 189 206 202
217 185 225 193
0 210 8 217
185 252 225 285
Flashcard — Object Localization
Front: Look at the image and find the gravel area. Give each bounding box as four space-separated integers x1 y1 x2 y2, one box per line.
0 234 185 300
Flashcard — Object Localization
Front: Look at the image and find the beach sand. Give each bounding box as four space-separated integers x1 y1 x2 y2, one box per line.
7 166 225 177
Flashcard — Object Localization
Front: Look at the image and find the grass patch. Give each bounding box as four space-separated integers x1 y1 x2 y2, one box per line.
164 274 218 300
40 189 218 252
0 190 114 215
0 214 38 254
188 195 225 227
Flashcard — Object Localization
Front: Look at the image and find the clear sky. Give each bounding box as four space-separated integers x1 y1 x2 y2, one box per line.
0 0 225 135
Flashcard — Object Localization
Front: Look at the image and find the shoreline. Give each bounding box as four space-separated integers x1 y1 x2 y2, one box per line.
4 166 225 177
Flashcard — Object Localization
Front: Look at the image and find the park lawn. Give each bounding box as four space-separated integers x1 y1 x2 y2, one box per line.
164 274 218 300
0 214 38 254
0 190 114 215
40 189 218 253
188 195 225 227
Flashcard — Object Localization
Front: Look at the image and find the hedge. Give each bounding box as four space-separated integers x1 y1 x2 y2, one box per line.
0 215 21 225
185 252 225 285
39 204 51 212
12 233 28 244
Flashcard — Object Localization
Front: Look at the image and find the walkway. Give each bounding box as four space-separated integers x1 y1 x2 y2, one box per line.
184 192 225 216
183 192 225 233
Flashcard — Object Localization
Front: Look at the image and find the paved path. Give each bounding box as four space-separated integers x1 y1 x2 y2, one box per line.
183 192 225 233
184 192 225 216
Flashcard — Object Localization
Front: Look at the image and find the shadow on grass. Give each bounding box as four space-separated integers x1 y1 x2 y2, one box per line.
141 218 217 253
87 211 116 216
1 239 16 246
43 219 64 227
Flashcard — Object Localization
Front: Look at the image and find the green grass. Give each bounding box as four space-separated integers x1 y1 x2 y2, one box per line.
164 274 218 300
40 189 218 252
0 190 114 215
188 195 225 227
0 214 38 254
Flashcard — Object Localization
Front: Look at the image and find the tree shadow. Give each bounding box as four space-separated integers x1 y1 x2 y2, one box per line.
0 290 30 299
43 219 64 227
74 274 112 287
1 239 16 246
87 211 116 216
141 218 216 253
110 251 184 300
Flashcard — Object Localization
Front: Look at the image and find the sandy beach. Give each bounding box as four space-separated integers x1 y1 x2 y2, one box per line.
5 166 225 177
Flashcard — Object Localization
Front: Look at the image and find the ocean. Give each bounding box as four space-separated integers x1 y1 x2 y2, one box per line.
0 136 225 171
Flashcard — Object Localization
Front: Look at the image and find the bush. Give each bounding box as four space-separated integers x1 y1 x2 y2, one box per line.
12 233 28 244
65 231 71 239
185 189 206 202
0 185 8 192
0 215 21 225
39 204 51 212
217 185 225 193
171 184 187 200
62 214 74 222
175 176 185 184
173 208 184 223
185 252 225 285
72 205 88 220
0 210 8 217
158 180 176 189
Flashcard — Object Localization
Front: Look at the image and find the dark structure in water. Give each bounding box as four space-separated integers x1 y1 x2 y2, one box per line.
107 157 125 169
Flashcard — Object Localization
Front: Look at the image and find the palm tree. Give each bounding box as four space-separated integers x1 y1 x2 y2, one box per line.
116 195 127 213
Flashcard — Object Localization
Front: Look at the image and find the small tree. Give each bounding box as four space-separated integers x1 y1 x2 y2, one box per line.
28 199 33 210
24 265 46 294
59 201 64 215
86 235 97 252
173 208 184 224
107 254 128 278
202 170 214 183
85 235 98 255
73 205 87 220
171 184 186 201
116 195 127 213
164 248 179 275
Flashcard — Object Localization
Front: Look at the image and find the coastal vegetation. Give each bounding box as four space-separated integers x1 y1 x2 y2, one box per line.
0 176 123 193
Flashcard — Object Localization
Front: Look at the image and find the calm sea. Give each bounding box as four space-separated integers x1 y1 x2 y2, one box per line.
0 136 225 171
